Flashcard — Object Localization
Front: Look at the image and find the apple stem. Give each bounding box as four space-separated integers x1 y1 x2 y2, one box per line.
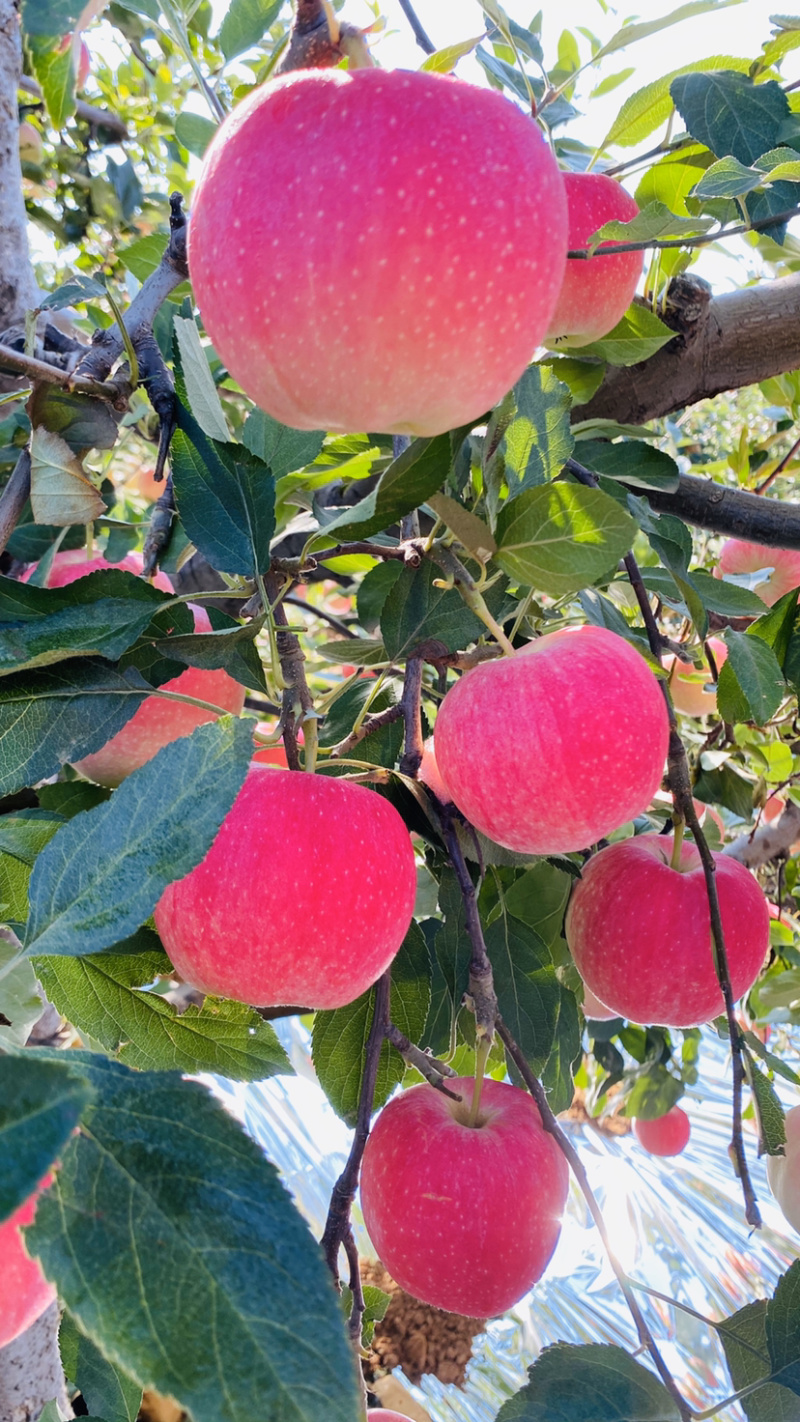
431 545 515 656
670 817 685 870
469 1036 491 1127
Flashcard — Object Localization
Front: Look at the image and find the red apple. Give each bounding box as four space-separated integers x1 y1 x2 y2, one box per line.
188 68 568 437
367 1414 414 1421
715 538 800 607
155 765 417 1009
545 172 643 347
359 1077 568 1317
566 833 769 1027
417 736 450 803
0 1184 57 1350
22 550 247 786
582 984 619 1021
764 795 785 823
664 637 728 717
18 121 43 163
767 1103 800 1234
434 625 669 856
633 1106 690 1157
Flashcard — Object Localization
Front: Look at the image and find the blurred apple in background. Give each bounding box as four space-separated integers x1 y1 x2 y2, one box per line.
18 120 43 163
566 833 769 1027
581 984 619 1022
545 172 643 347
664 637 728 717
715 538 800 606
417 736 451 803
0 1183 57 1350
634 1106 691 1157
767 1103 800 1233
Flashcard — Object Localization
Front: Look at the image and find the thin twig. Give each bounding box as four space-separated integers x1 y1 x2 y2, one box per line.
567 205 800 259
754 430 800 494
439 809 498 1043
283 592 358 639
0 449 31 558
328 703 404 760
496 1019 693 1422
604 135 694 178
0 343 128 403
384 1022 462 1097
397 0 436 54
399 655 424 776
265 569 315 772
320 969 391 1344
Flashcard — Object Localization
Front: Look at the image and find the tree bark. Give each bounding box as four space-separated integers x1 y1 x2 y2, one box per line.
0 1304 73 1422
0 0 38 334
580 271 800 425
641 472 800 548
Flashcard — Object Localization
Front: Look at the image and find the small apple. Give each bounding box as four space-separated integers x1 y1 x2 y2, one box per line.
434 625 669 856
715 538 800 607
189 68 568 437
582 984 619 1021
566 833 769 1027
664 637 728 718
22 550 247 785
359 1076 569 1317
417 736 451 803
545 172 643 347
0 1184 57 1351
155 765 417 1009
18 120 43 164
767 1103 800 1233
633 1106 690 1157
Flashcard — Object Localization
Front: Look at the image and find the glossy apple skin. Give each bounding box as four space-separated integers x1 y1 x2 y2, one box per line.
189 68 568 438
633 1106 690 1157
434 626 669 855
566 833 769 1027
545 173 643 347
715 538 800 607
767 1103 800 1234
22 550 247 786
155 766 417 1009
0 1186 57 1350
664 637 728 717
360 1077 568 1317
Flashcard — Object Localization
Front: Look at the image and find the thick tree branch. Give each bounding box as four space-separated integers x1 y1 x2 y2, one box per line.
581 271 800 426
0 1302 73 1422
641 474 800 549
0 0 39 331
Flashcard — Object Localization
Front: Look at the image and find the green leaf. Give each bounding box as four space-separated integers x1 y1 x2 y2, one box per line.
504 863 572 946
421 34 483 71
174 111 218 159
218 0 282 60
495 482 637 595
118 234 170 284
767 1263 800 1397
486 916 560 1074
150 616 267 695
381 560 506 660
720 1300 800 1422
60 1313 142 1422
317 435 450 542
242 409 325 480
717 630 786 725
577 439 680 491
426 494 496 561
21 0 83 36
422 871 471 1059
690 570 767 617
26 33 75 128
38 780 111 820
540 985 582 1115
625 1066 683 1119
601 57 751 149
693 761 754 819
173 317 230 442
0 1056 94 1221
312 921 431 1126
496 1341 682 1420
0 810 64 930
171 402 275 578
35 947 292 1079
319 636 386 666
540 355 607 407
586 200 714 250
574 304 676 366
25 716 253 958
0 586 169 678
486 366 575 509
0 661 151 797
693 154 765 198
742 1050 786 1156
635 143 716 216
27 1053 362 1422
40 275 107 310
593 0 742 63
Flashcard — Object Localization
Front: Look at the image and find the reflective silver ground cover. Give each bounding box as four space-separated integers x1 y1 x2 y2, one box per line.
208 1025 800 1421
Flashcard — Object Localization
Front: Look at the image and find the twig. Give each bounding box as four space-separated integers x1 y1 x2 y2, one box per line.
0 449 30 557
283 593 358 639
321 969 391 1344
397 0 436 54
398 655 424 777
384 1022 462 1097
567 205 800 259
0 342 128 403
755 430 800 494
17 73 129 140
328 703 404 760
603 135 694 178
496 1018 693 1422
439 809 498 1044
265 569 315 772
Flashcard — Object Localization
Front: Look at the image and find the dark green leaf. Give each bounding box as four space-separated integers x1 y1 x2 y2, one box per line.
577 439 680 492
767 1263 800 1397
693 762 754 819
495 1341 681 1420
151 616 266 694
171 402 275 577
690 570 768 618
693 154 765 198
720 1300 800 1422
579 587 646 646
495 482 637 594
312 921 431 1126
242 408 325 480
0 597 165 677
29 386 118 455
174 112 217 159
27 1053 362 1422
356 561 403 633
381 560 506 659
748 590 799 670
540 986 582 1115
218 0 282 59
25 716 253 957
717 630 786 725
59 1313 142 1422
423 871 471 1058
35 948 292 1079
0 661 150 797
486 916 559 1074
486 366 574 505
318 435 450 542
40 276 107 310
38 781 111 818
0 1056 94 1222
504 863 572 946
671 72 789 164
